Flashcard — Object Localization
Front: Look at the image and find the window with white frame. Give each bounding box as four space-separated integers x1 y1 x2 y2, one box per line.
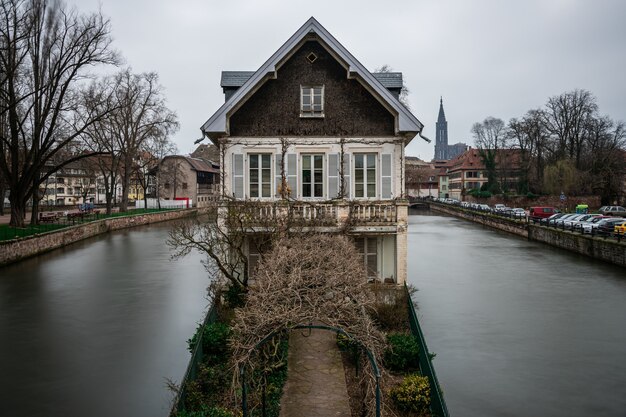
354 153 377 198
249 154 272 198
301 154 324 198
300 86 324 117
354 237 378 280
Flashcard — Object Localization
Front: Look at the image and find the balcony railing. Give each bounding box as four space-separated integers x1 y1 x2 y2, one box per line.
350 203 397 224
223 200 400 228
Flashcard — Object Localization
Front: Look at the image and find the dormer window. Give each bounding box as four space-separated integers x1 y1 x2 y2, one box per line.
300 85 324 117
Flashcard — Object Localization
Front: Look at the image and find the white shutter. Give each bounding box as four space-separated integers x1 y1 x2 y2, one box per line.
232 153 244 199
342 153 351 199
381 154 392 199
287 153 297 199
275 154 283 197
327 153 339 199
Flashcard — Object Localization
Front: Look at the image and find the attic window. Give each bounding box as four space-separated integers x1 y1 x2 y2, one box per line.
300 86 324 117
306 52 318 63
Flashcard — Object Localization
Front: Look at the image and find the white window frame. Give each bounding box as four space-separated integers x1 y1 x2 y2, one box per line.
300 153 325 199
248 153 273 199
353 153 377 199
300 85 324 118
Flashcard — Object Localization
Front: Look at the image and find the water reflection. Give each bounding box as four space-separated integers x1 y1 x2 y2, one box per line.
408 211 626 417
0 223 209 417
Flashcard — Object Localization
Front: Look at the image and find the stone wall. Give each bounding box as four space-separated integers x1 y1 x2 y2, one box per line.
0 209 197 266
429 203 626 267
528 225 626 267
430 204 528 238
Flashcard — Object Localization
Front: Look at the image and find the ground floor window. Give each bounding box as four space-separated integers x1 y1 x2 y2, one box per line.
354 237 378 280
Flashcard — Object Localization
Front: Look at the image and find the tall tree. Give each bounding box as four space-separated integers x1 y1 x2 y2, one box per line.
0 0 119 226
109 69 178 212
471 117 507 193
508 109 549 193
543 89 597 168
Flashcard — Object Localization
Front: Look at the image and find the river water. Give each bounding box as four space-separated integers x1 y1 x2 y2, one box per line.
1 214 625 416
408 211 626 417
0 223 209 417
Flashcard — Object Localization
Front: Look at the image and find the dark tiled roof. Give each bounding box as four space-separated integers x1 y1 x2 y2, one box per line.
220 70 403 90
220 71 255 87
372 72 403 89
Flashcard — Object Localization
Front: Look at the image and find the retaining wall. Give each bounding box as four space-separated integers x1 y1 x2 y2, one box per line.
0 209 197 266
429 203 625 267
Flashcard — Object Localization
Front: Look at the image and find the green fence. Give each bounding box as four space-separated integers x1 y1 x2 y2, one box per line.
406 284 450 417
171 303 219 415
0 207 183 241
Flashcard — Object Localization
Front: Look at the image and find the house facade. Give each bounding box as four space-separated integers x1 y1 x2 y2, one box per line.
200 18 425 284
157 155 220 208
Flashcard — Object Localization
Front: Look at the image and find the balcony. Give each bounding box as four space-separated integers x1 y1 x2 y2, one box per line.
220 200 403 231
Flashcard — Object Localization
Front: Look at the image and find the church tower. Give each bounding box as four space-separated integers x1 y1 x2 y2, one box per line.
434 97 449 160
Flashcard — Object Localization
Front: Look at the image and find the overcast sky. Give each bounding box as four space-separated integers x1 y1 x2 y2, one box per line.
71 0 626 161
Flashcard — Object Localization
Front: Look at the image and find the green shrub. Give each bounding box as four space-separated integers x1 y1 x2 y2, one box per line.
384 333 420 372
389 373 431 414
223 283 246 308
183 362 231 411
187 322 231 364
526 191 538 199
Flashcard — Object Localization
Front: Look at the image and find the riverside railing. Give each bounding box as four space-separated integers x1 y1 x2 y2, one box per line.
171 303 219 415
406 284 450 417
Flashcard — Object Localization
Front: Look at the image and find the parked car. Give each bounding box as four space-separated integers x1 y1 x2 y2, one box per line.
510 208 527 219
614 220 626 235
571 215 605 233
494 204 507 213
477 204 491 211
529 206 559 220
540 213 565 226
598 206 626 217
597 218 625 235
553 213 578 227
561 214 590 229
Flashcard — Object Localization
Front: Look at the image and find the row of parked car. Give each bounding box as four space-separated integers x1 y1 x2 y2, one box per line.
435 198 528 219
434 198 626 237
537 212 626 236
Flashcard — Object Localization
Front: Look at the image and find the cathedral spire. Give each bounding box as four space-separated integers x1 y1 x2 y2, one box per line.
437 96 446 123
434 96 449 160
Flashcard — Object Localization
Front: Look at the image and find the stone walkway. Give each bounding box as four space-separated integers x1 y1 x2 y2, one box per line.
279 329 351 417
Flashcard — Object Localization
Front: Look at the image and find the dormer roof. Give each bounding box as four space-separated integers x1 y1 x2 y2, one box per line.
201 17 423 140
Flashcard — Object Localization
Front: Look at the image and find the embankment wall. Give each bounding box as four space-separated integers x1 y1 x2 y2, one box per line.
0 209 196 266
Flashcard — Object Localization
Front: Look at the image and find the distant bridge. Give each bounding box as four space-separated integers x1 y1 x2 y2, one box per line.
408 198 431 209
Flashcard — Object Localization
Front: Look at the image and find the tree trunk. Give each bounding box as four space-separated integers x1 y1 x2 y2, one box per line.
0 184 5 216
9 192 26 228
30 197 40 225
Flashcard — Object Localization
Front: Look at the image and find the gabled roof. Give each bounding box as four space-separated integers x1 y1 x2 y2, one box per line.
201 17 423 140
221 70 404 90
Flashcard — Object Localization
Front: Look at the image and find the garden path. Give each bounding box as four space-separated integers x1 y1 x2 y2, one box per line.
279 328 351 417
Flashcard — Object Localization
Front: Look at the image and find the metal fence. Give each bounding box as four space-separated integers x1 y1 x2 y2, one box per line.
171 303 219 415
406 284 450 417
0 207 184 241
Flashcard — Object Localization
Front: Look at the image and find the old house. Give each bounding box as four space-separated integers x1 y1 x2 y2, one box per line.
156 155 220 207
199 18 426 284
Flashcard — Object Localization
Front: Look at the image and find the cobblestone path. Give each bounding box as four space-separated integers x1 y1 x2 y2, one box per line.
279 329 351 417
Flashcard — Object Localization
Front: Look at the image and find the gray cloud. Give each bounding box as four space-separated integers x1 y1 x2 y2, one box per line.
72 0 626 160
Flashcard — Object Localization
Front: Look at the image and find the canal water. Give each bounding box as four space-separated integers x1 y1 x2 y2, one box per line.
1 214 625 416
408 211 626 417
0 222 209 417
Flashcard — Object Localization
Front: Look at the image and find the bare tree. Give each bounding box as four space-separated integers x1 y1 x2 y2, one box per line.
471 117 507 193
508 109 549 193
543 89 597 168
107 68 178 212
0 0 119 226
230 234 385 414
144 135 177 209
